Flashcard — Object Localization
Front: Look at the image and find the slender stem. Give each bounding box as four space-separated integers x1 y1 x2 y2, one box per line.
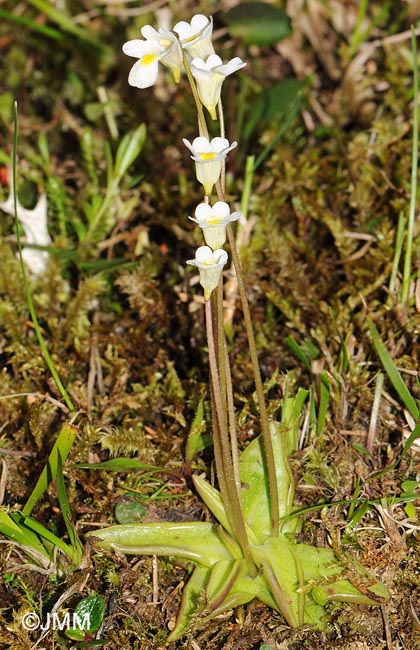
366 372 385 453
402 27 419 304
218 97 226 194
213 97 279 533
226 224 279 535
205 300 256 575
209 383 234 525
214 280 227 416
388 211 405 302
218 97 225 139
12 103 75 414
183 53 209 140
216 278 241 493
206 309 228 438
223 334 242 494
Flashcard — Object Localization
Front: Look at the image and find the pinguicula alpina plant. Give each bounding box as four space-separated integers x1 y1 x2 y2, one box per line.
86 13 389 641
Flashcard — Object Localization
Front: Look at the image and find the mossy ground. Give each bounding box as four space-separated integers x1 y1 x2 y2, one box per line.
0 1 420 648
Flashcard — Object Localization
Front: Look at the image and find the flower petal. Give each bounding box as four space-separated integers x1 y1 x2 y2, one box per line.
190 14 211 32
212 201 230 218
174 14 210 40
205 54 223 68
211 137 230 153
128 58 159 88
174 14 215 60
160 39 183 83
195 245 215 265
182 138 194 154
213 58 247 76
192 136 213 153
172 20 191 40
190 58 212 76
122 39 150 58
195 203 213 221
141 24 161 40
213 249 228 265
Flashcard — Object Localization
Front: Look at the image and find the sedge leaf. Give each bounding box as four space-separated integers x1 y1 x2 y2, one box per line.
367 317 419 420
225 2 292 46
244 79 305 142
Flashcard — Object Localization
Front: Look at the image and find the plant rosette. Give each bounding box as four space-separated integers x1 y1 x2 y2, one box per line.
86 421 389 641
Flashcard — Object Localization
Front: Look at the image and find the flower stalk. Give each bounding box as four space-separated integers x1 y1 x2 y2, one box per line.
181 15 279 538
226 223 280 535
213 101 280 534
182 52 209 139
205 298 256 577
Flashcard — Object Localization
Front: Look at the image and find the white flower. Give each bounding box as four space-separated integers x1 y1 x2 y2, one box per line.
122 25 182 88
190 201 240 249
187 245 228 300
173 14 215 61
0 173 50 276
191 54 246 119
183 136 237 196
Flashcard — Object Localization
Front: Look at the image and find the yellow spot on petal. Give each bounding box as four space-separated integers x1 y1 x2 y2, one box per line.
200 152 216 160
141 54 158 66
207 217 221 225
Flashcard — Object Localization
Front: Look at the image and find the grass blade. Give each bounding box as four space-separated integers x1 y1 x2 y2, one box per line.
317 372 331 436
56 451 83 563
0 8 62 39
22 423 78 517
20 515 76 560
367 317 419 420
0 510 49 557
25 0 110 53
